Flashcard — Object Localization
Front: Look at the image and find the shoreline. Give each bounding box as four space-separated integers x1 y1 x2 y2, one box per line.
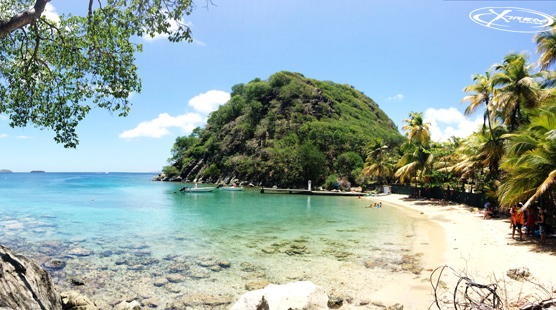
368 194 556 309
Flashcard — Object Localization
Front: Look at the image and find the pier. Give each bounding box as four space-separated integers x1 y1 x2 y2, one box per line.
260 187 364 196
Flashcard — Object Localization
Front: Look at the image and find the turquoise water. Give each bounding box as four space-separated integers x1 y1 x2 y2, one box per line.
0 173 415 308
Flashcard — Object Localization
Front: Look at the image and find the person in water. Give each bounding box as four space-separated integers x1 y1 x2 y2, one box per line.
377 202 382 208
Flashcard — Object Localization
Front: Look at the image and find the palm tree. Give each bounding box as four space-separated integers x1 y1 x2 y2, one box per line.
491 52 549 131
461 72 496 136
535 17 556 70
396 112 433 190
395 142 434 186
401 111 430 146
498 104 556 210
362 138 395 186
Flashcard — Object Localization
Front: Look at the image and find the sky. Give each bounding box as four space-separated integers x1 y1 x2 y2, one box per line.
1 0 555 172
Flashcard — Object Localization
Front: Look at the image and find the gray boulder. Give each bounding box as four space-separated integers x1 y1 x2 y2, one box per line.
0 245 62 310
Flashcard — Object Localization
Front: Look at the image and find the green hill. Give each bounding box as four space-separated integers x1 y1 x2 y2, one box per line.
166 71 403 187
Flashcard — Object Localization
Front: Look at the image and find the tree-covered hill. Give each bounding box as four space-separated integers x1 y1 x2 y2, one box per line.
165 71 404 188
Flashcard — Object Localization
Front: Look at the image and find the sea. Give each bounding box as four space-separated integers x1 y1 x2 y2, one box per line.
0 172 417 308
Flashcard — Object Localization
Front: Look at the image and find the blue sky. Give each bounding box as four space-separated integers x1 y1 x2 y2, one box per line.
1 1 554 172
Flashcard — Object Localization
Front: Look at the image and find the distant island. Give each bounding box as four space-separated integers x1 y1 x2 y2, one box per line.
0 169 12 173
30 170 45 173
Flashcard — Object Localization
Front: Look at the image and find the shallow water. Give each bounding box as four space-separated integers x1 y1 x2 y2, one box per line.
0 173 416 308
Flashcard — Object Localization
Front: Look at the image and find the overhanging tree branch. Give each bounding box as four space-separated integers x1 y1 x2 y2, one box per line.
0 0 49 38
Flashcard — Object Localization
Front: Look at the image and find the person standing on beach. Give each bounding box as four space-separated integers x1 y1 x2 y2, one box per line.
537 208 546 246
510 204 517 229
511 204 524 241
526 205 536 237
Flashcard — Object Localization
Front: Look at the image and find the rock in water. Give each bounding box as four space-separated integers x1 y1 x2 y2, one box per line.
0 245 62 310
61 291 98 310
230 281 328 310
113 300 141 310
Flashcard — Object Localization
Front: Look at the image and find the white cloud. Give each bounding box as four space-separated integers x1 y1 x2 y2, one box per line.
188 90 230 114
0 134 7 138
16 136 31 139
42 3 60 23
0 115 7 121
143 20 192 41
424 107 466 124
386 94 404 101
424 107 482 142
119 90 230 139
119 113 203 139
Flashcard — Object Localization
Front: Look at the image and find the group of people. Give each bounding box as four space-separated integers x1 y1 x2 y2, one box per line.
366 202 382 208
510 203 546 245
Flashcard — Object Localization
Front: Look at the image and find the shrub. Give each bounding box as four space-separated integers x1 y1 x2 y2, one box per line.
162 165 180 178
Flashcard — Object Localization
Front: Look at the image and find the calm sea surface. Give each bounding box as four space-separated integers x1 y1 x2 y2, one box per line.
0 173 416 308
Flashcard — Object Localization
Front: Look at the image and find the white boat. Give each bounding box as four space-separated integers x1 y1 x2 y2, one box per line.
179 186 215 193
220 186 243 191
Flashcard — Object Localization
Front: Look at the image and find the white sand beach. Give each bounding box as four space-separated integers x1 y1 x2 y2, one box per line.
368 194 556 310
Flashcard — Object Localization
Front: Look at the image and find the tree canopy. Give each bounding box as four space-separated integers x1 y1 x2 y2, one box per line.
0 0 199 147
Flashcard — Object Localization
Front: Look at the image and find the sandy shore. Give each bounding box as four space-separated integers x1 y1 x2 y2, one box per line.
367 194 556 310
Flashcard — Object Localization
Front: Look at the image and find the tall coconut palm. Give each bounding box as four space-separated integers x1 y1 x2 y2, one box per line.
396 112 433 188
534 16 556 70
491 52 549 131
498 104 556 210
461 72 496 136
401 111 430 146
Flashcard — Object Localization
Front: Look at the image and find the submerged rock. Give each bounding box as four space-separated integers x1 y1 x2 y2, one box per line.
67 247 93 257
165 284 182 294
168 263 189 273
217 260 231 268
167 274 185 283
230 281 328 310
43 258 66 270
153 278 169 287
181 293 231 307
245 280 271 291
142 298 159 308
0 245 62 310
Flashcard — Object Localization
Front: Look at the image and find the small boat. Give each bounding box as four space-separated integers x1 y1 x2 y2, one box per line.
179 186 215 193
220 186 243 191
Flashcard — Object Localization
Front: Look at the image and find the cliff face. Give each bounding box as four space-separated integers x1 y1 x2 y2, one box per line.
169 71 403 187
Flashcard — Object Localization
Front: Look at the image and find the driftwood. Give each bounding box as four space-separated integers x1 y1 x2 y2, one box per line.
519 298 556 310
430 265 502 310
430 266 556 310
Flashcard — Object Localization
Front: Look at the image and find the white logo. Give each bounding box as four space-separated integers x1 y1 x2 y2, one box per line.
470 7 554 33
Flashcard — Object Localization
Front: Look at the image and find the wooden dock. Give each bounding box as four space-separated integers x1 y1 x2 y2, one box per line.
260 187 364 196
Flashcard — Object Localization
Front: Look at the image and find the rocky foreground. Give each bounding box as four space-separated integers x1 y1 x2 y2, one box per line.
1 244 410 310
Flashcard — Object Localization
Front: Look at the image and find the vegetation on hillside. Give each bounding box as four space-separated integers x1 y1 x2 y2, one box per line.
167 71 404 188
